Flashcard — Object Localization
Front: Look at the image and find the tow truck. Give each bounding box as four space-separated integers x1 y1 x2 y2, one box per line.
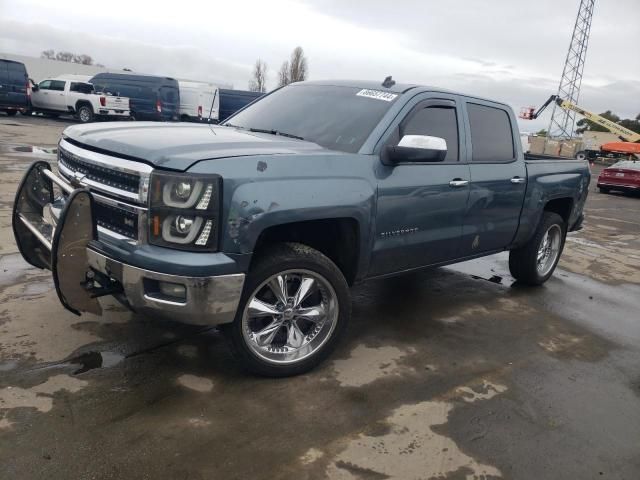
520 96 640 160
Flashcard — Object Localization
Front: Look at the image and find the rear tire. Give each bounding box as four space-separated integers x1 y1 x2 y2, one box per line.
221 242 350 377
598 187 610 194
509 212 566 286
6 110 17 117
77 105 94 123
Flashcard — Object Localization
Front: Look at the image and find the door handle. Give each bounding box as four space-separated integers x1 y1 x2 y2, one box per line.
511 176 526 184
449 179 469 188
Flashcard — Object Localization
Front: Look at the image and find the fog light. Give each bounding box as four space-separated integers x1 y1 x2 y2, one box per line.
158 282 186 300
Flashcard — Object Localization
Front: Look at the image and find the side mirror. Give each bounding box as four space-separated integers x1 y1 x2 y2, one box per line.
30 79 39 92
386 135 447 163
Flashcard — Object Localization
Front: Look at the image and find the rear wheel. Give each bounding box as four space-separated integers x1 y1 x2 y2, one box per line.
599 187 610 194
575 151 587 161
222 243 350 377
509 212 566 286
6 110 17 117
77 105 94 123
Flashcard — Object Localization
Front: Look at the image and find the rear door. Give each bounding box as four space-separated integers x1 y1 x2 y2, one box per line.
159 85 179 120
371 95 470 276
0 62 8 107
6 62 28 109
459 101 527 255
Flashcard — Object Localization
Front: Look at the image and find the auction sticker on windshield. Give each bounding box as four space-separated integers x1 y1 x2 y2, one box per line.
356 89 398 102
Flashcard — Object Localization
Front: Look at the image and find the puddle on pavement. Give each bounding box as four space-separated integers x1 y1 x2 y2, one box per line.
0 144 57 155
471 274 504 285
68 351 125 375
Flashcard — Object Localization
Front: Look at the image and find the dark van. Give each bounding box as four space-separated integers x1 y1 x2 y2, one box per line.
218 89 264 122
0 59 29 116
89 73 179 121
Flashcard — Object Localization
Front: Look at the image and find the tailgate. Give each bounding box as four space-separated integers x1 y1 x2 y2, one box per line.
104 95 129 110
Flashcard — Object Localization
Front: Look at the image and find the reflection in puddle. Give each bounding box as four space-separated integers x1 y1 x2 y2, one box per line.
69 351 125 374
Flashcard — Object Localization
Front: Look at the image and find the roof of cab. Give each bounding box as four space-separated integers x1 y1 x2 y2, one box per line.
294 79 511 109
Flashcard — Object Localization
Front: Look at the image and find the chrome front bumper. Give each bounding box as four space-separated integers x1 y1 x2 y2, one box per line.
87 249 244 325
13 161 245 326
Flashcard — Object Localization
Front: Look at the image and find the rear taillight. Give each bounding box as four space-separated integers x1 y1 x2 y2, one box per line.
198 105 202 118
156 100 162 113
100 96 106 107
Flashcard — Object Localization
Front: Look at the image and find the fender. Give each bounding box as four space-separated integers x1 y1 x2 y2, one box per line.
221 176 376 272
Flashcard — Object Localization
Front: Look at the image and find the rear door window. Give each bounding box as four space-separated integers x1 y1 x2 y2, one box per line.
402 106 459 162
49 80 66 91
467 103 515 162
70 82 94 94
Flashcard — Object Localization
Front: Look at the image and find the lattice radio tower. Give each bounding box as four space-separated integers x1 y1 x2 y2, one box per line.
547 0 596 139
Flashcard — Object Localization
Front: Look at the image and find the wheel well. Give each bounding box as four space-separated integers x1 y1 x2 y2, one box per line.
544 197 573 224
253 218 360 285
75 100 92 112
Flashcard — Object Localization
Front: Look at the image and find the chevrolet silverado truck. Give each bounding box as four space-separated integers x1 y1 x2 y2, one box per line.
12 79 590 376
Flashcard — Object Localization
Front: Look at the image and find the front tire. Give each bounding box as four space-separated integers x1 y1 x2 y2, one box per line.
222 243 350 377
509 212 566 286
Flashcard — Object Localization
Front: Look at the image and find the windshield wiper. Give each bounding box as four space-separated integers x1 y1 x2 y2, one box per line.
248 128 304 141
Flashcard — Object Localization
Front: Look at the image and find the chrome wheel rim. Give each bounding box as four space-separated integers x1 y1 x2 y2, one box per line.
79 108 90 122
537 224 562 276
241 269 338 365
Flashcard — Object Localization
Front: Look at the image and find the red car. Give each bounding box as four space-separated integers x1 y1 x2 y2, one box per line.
597 160 640 194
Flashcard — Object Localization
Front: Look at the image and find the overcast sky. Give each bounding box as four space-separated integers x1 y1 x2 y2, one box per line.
1 0 638 131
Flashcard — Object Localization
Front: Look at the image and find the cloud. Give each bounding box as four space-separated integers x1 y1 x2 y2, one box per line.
1 0 638 129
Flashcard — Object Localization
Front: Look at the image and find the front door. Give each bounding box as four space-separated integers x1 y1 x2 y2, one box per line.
32 80 52 109
371 97 470 276
460 101 527 256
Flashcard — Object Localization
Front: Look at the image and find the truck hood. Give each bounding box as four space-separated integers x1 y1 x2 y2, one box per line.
62 122 327 171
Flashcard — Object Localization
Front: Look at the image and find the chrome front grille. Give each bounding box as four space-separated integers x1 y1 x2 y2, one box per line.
57 138 152 243
59 149 140 194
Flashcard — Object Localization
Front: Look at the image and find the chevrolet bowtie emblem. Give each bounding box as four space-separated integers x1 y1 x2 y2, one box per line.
69 171 87 188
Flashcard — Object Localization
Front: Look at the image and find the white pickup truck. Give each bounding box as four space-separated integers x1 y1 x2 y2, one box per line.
30 75 130 123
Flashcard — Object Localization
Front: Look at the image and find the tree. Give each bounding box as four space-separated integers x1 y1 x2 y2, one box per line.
288 46 308 83
576 110 620 134
248 59 268 93
41 49 55 60
619 115 640 134
277 61 290 87
72 54 94 65
55 51 75 62
535 129 547 137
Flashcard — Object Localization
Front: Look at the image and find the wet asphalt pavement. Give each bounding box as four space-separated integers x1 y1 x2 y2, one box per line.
1 115 639 479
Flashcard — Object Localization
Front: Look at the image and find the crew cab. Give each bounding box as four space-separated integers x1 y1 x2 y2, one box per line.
13 79 590 376
30 75 130 123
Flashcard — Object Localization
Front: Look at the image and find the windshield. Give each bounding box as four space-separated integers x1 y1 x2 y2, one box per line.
223 84 399 153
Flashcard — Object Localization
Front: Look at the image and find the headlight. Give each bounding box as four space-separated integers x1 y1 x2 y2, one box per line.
148 171 221 251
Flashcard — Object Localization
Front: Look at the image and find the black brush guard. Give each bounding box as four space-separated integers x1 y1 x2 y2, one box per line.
12 161 109 316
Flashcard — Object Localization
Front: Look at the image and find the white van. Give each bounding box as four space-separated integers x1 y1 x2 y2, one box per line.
178 81 219 122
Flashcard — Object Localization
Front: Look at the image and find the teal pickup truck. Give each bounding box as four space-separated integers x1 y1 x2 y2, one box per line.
13 79 590 376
